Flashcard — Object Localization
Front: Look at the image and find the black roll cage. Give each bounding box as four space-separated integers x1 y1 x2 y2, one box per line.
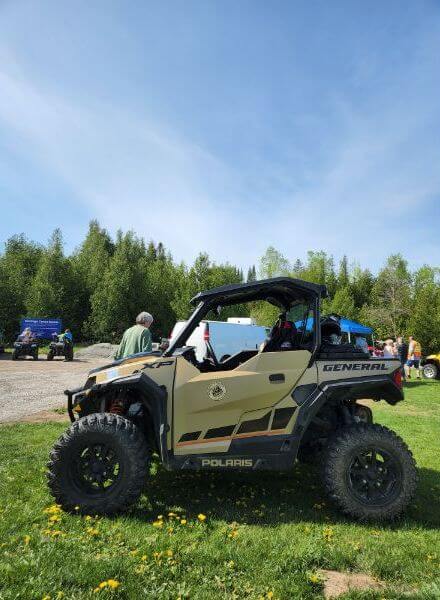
163 277 326 360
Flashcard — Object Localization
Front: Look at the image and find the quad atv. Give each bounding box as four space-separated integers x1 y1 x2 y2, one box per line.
48 278 417 521
12 337 39 360
47 334 74 361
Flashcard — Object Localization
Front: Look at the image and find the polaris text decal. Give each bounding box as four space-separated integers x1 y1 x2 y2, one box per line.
323 362 389 372
201 458 253 467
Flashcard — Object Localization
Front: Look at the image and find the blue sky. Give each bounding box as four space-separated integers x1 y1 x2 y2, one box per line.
0 0 439 272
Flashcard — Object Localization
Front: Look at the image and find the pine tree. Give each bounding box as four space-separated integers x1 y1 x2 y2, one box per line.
247 265 257 282
88 232 147 341
337 255 349 288
329 286 357 320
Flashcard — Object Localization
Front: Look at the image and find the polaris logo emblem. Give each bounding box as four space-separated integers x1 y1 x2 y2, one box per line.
207 381 226 401
201 458 253 467
323 363 388 372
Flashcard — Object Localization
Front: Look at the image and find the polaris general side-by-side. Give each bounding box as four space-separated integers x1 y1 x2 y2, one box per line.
48 278 417 521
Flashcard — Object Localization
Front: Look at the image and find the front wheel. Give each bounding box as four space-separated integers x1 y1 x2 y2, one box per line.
47 413 150 515
322 424 417 521
423 363 438 379
12 350 18 360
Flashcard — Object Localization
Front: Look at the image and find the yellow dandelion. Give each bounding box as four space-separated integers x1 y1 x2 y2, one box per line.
107 580 120 589
152 520 163 528
48 515 61 523
42 596 51 600
166 549 173 557
197 513 207 522
86 527 99 536
180 519 187 525
23 535 31 545
308 573 321 585
141 554 147 561
266 593 274 599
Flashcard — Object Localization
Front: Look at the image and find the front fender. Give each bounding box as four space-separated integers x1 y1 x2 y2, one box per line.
65 372 168 464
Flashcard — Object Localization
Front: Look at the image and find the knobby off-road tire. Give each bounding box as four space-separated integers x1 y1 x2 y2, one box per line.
322 423 417 521
47 413 150 515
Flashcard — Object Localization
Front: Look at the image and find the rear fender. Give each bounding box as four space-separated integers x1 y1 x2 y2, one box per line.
290 372 403 458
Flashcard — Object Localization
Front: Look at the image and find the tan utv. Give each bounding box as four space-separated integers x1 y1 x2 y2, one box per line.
48 278 417 521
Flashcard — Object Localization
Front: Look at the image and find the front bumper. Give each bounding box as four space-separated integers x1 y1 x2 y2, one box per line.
65 385 89 422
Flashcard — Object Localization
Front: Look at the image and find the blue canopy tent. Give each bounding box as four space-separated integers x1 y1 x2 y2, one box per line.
295 317 373 342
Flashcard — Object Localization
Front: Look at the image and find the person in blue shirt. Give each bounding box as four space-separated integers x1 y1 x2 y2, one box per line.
62 329 73 343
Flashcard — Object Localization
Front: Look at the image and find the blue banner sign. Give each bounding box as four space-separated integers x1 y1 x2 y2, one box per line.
20 318 62 340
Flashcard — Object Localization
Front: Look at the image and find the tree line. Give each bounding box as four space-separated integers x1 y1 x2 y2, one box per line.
0 221 439 353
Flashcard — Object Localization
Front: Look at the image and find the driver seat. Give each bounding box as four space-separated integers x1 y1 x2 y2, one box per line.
261 315 298 352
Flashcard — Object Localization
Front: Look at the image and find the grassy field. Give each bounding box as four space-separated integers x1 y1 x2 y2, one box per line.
0 382 439 599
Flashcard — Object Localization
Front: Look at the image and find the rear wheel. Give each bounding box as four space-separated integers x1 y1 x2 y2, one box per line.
322 423 417 521
47 351 54 361
47 413 150 515
422 362 438 380
33 350 39 361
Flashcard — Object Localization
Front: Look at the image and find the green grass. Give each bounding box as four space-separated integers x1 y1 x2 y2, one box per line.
1 383 439 599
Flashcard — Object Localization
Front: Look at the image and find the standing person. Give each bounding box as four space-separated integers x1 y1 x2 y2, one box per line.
383 339 395 358
406 336 422 379
396 336 408 380
114 312 154 360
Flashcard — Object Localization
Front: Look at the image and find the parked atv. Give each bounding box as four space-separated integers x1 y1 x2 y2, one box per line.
12 337 39 360
48 277 417 521
47 334 74 361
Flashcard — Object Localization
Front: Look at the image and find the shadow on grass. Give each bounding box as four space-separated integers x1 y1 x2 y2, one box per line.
403 380 427 388
128 462 440 530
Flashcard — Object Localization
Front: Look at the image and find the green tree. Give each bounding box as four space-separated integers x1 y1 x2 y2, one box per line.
337 255 349 289
72 220 114 337
88 232 147 341
407 266 440 354
246 265 257 282
26 230 80 330
329 286 357 320
259 247 290 278
0 234 42 337
363 255 411 338
351 266 375 309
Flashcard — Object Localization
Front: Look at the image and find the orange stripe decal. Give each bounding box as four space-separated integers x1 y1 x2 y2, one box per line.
175 428 287 447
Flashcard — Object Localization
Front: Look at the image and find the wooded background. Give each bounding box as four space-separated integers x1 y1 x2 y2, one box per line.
1 221 439 353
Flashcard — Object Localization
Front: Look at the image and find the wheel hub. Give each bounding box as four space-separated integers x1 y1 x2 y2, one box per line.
75 444 121 492
348 447 400 505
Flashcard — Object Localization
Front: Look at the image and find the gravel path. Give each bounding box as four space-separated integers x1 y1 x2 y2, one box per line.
0 355 108 423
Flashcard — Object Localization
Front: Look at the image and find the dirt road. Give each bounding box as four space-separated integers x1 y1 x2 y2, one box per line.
0 355 108 423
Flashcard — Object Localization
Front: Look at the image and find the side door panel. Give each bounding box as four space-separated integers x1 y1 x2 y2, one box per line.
173 351 311 455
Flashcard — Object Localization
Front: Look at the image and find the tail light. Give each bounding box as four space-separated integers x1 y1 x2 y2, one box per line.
203 323 210 341
393 369 402 389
